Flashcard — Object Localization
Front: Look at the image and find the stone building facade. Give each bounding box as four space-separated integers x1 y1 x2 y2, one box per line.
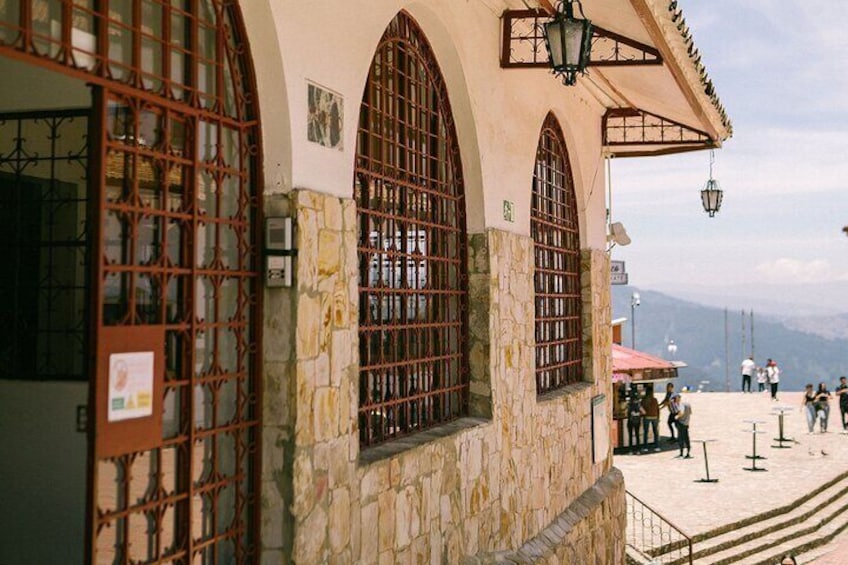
250 2 729 562
261 187 623 562
0 1 729 563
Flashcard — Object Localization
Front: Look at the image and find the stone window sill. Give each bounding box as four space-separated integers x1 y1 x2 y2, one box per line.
358 417 489 465
536 380 593 404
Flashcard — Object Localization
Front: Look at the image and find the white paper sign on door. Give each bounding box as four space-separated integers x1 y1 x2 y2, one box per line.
108 352 155 422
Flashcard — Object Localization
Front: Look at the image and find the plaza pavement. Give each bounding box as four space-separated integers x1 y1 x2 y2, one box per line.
614 391 848 563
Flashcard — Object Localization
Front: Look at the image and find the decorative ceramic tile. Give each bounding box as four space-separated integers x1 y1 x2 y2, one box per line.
307 82 343 150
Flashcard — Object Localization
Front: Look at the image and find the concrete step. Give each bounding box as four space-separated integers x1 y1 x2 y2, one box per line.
625 544 655 565
793 535 847 565
689 475 848 563
735 501 848 565
698 501 848 565
647 470 848 565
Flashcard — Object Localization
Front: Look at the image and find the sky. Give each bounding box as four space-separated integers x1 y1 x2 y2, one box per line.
609 0 848 315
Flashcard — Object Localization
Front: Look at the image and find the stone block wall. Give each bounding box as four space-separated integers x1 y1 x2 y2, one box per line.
260 188 623 563
462 467 626 565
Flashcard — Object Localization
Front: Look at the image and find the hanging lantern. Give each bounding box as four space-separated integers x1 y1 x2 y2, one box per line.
701 149 723 217
543 0 593 86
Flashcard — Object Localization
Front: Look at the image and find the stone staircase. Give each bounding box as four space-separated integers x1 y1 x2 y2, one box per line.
642 470 848 564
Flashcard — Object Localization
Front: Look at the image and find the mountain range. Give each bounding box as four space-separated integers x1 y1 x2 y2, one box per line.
611 286 848 392
647 281 848 319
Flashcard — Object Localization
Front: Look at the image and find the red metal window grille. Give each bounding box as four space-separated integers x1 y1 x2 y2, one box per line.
0 0 250 121
355 12 470 448
0 1 261 562
531 113 583 394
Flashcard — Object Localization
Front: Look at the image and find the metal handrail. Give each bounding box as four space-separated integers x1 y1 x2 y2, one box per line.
626 490 693 564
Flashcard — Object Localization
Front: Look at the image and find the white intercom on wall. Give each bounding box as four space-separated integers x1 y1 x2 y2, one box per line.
265 217 294 287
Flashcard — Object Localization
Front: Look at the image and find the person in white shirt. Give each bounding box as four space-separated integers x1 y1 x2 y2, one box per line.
672 394 692 458
740 356 756 393
766 358 781 401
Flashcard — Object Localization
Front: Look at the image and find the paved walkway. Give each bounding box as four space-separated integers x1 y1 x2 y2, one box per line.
615 391 848 563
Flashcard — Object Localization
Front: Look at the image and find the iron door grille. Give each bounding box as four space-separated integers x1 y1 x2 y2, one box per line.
531 113 583 394
355 12 470 448
0 1 262 563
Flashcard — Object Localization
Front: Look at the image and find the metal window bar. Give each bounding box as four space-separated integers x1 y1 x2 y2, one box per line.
0 0 251 121
531 114 582 394
355 12 469 448
626 490 693 564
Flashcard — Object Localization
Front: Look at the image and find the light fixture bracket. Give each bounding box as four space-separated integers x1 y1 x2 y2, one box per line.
500 11 662 71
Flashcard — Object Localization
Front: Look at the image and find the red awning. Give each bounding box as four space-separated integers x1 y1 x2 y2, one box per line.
611 344 679 382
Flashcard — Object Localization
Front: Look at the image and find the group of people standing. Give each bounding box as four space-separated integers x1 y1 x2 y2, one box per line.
740 356 782 400
801 376 848 434
626 383 692 458
742 356 848 433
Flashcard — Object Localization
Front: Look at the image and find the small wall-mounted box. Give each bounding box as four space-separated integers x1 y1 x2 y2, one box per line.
266 217 293 252
265 217 295 287
266 255 292 287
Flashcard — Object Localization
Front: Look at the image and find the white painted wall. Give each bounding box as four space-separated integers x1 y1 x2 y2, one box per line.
0 56 90 110
241 0 608 249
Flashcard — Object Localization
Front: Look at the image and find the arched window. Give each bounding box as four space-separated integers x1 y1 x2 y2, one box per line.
531 113 583 394
355 12 469 448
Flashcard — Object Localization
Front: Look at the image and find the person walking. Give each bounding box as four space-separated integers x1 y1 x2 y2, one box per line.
766 359 781 401
740 356 755 393
672 394 692 458
627 392 644 452
836 376 848 433
641 385 660 451
814 382 832 433
756 366 767 393
658 382 677 442
802 384 817 434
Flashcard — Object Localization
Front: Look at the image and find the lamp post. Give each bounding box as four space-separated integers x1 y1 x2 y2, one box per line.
542 0 593 86
630 292 640 349
667 339 677 360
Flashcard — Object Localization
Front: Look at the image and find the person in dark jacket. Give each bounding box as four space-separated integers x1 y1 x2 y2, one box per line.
627 392 644 453
835 376 848 433
641 385 660 451
658 382 677 442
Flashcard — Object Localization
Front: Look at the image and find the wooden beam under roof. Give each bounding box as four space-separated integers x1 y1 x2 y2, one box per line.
537 0 555 14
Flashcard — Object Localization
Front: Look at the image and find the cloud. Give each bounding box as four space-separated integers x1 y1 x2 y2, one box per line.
610 2 848 295
754 258 848 284
612 127 848 200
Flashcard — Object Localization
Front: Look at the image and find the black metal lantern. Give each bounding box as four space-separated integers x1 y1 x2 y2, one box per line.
701 179 723 217
543 0 593 86
701 150 723 217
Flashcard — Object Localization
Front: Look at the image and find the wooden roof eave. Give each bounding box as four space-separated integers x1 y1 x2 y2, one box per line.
626 0 731 143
